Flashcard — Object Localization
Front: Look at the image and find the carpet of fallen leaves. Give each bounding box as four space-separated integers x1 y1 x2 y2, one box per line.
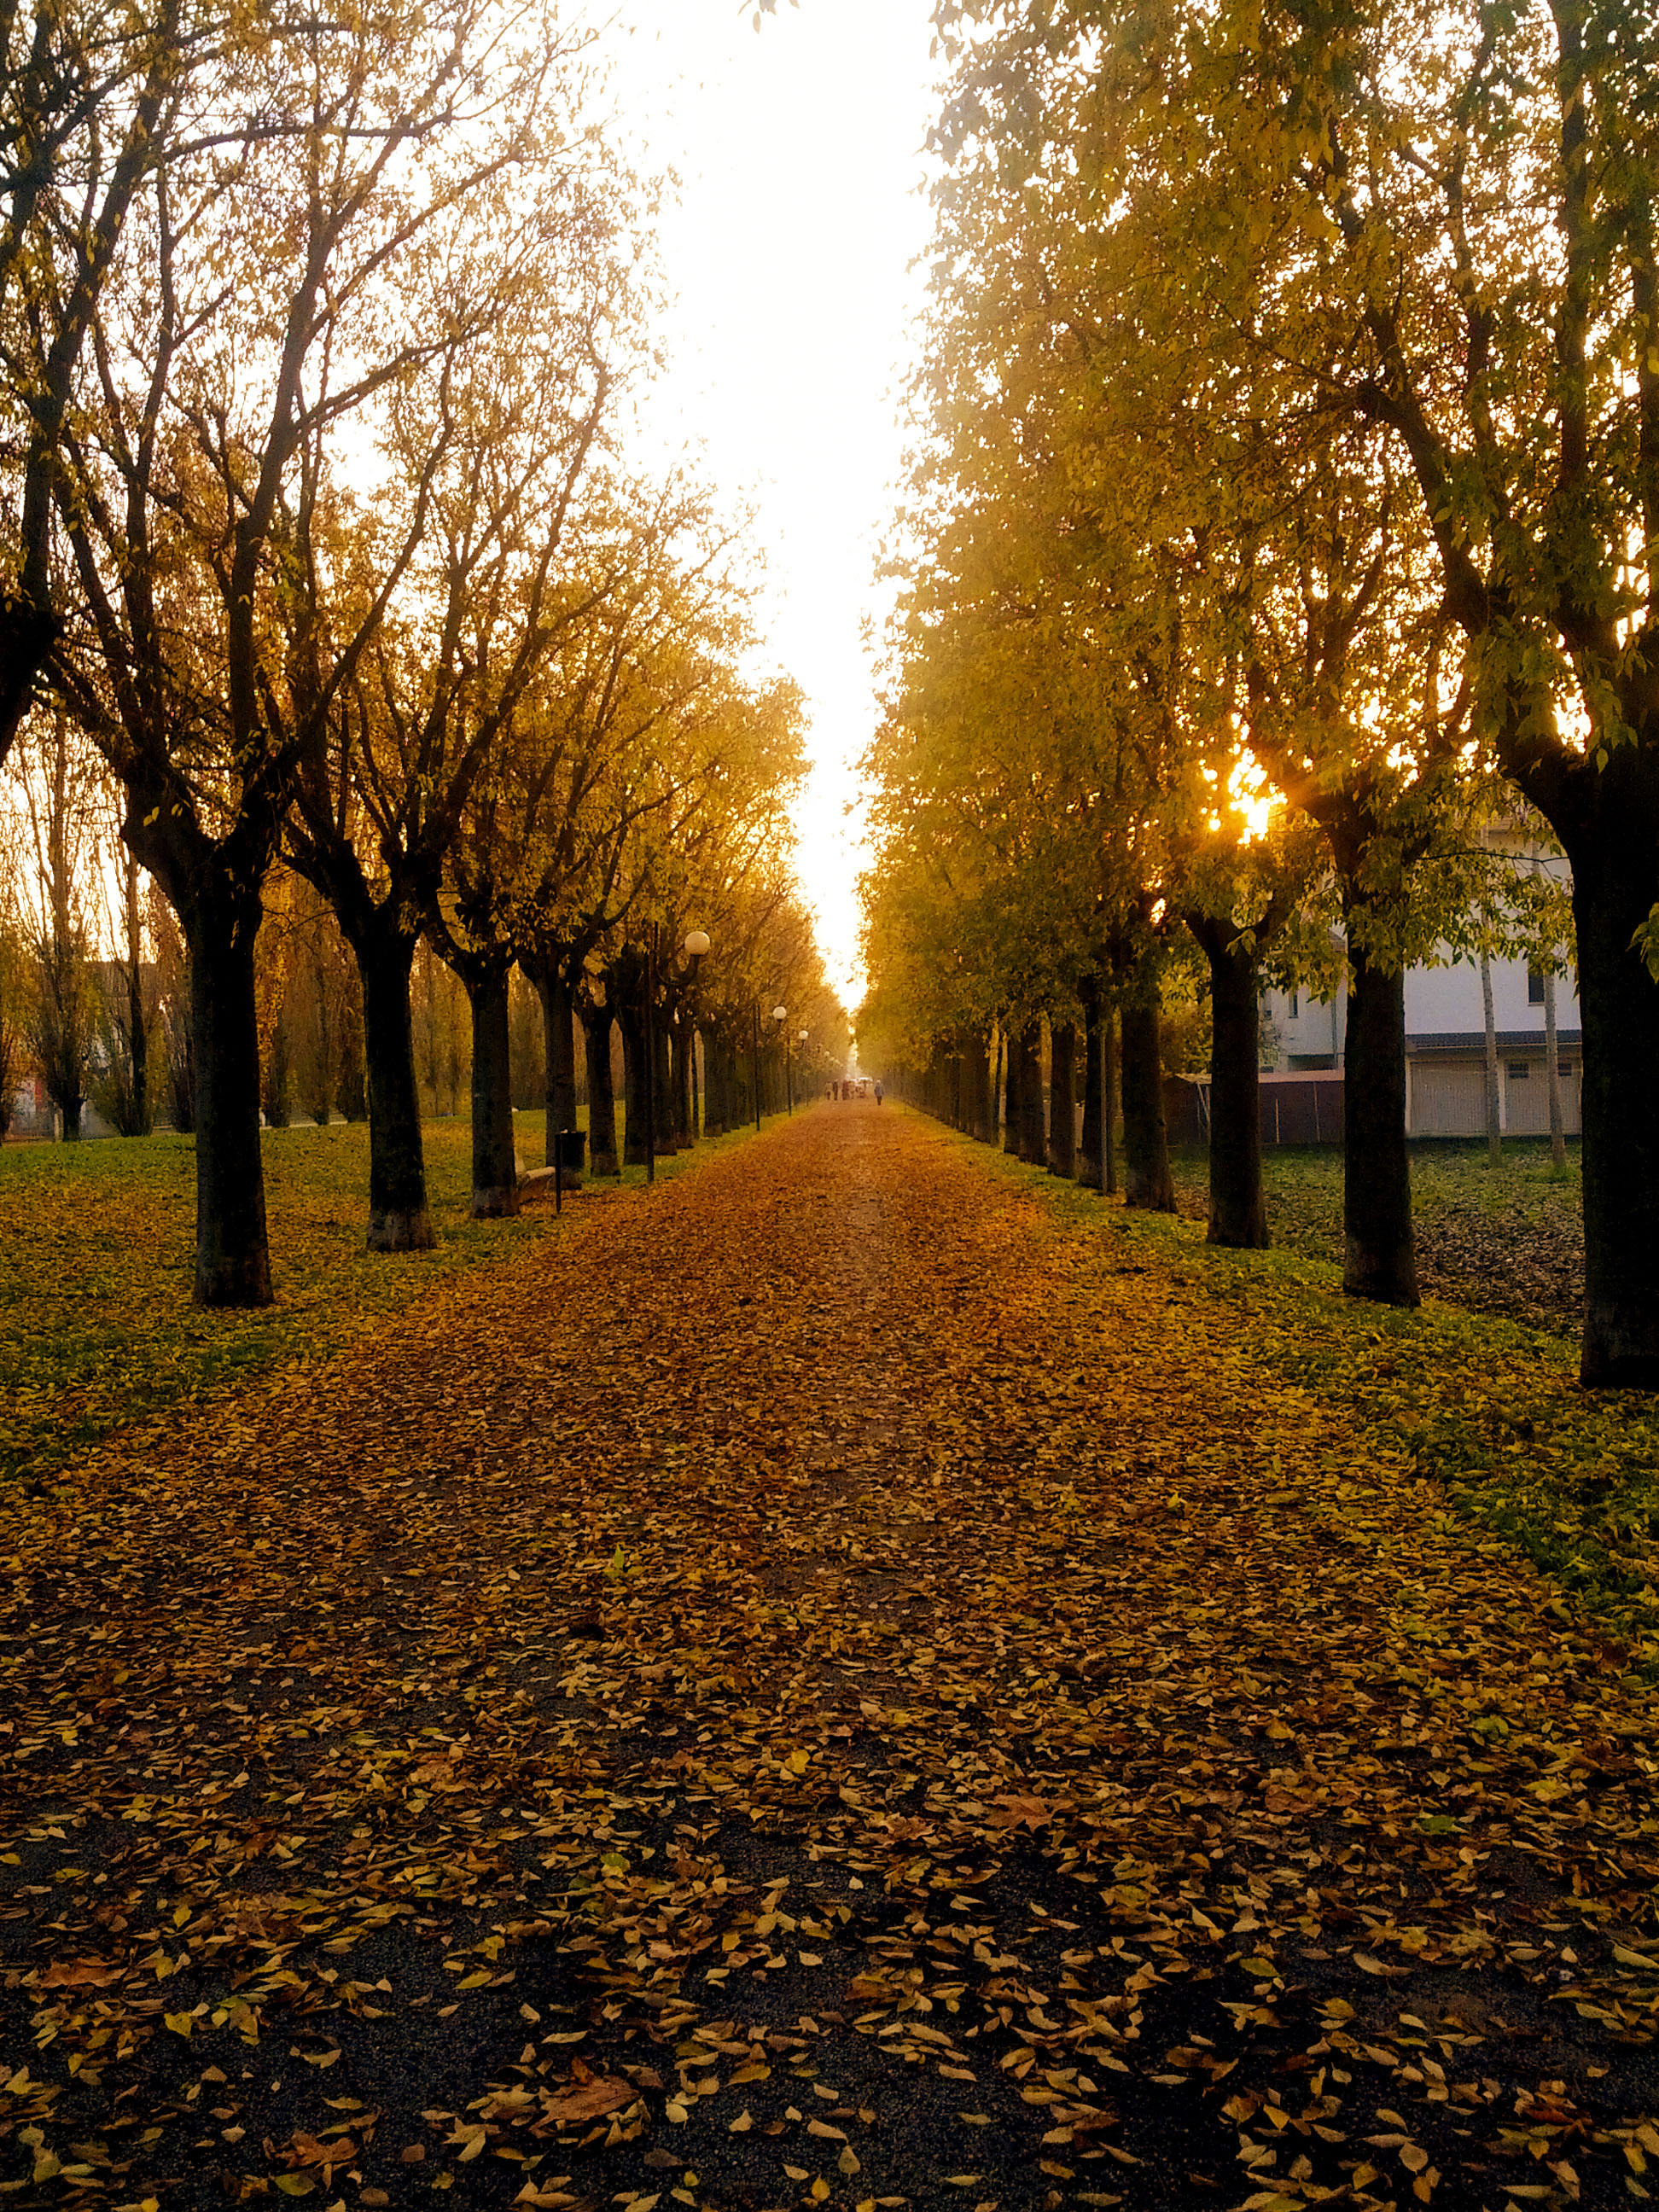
3 1103 1658 2212
1169 1147 1585 1337
0 1109 716 1493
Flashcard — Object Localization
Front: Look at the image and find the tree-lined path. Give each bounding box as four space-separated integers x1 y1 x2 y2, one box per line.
3 1107 1657 2209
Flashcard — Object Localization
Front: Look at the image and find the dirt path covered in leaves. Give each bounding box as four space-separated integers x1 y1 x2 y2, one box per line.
3 1104 1659 2212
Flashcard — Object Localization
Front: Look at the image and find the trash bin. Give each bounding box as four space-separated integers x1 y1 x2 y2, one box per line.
555 1129 586 1178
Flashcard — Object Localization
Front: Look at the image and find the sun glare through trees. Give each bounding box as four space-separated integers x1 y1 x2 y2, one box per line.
4 0 1659 2208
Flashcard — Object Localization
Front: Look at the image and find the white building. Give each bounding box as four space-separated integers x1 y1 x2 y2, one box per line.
1261 948 1581 1138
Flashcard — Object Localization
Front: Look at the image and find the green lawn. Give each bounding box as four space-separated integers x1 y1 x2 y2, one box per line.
0 1104 768 1489
1173 1138 1584 1335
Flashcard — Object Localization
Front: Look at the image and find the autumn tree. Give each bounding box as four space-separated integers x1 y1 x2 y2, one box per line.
45 0 615 1300
510 488 755 1174
284 238 626 1248
937 0 1659 1376
0 0 208 760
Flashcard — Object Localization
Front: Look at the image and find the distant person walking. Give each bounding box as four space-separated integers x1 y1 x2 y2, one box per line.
875 1081 883 1104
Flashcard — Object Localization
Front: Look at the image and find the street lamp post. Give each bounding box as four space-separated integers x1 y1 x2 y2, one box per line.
773 1004 789 1114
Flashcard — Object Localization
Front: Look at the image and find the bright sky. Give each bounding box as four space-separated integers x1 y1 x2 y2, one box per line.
592 0 940 1008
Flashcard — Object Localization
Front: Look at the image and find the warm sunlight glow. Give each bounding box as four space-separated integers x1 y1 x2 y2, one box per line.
595 0 940 1005
1228 751 1282 844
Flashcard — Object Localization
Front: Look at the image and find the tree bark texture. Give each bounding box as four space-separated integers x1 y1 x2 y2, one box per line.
1121 997 1175 1211
1203 932 1269 1249
1342 950 1418 1305
1048 1020 1076 1176
1566 798 1659 1384
357 923 435 1251
189 913 273 1306
466 967 519 1218
581 1002 620 1175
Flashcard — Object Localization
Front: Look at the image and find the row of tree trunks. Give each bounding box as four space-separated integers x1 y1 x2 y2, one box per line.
966 1029 995 1143
1079 985 1104 1191
704 1035 730 1138
619 1001 651 1168
1048 1021 1076 1177
1017 1020 1045 1163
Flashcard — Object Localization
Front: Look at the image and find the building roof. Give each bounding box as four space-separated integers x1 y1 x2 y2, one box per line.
1408 1030 1581 1054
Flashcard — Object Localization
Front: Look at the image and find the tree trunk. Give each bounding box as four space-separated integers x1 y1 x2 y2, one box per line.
1342 948 1418 1305
1480 946 1502 1165
1567 812 1659 1385
581 1001 620 1175
619 999 650 1167
1121 996 1175 1211
466 966 519 1218
729 1039 747 1130
1018 1021 1046 1161
1544 969 1566 1173
1002 1025 1022 1154
1103 1000 1120 1195
964 1027 992 1141
357 923 434 1251
701 1030 725 1138
538 968 579 1173
653 1008 676 1154
1048 1020 1076 1175
1204 934 1269 1249
188 911 273 1306
1078 981 1103 1190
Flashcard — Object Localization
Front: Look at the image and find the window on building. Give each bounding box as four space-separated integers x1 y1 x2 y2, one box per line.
1528 966 1545 1004
1508 1061 1531 1080
1288 990 1299 1019
1559 1061 1575 1078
